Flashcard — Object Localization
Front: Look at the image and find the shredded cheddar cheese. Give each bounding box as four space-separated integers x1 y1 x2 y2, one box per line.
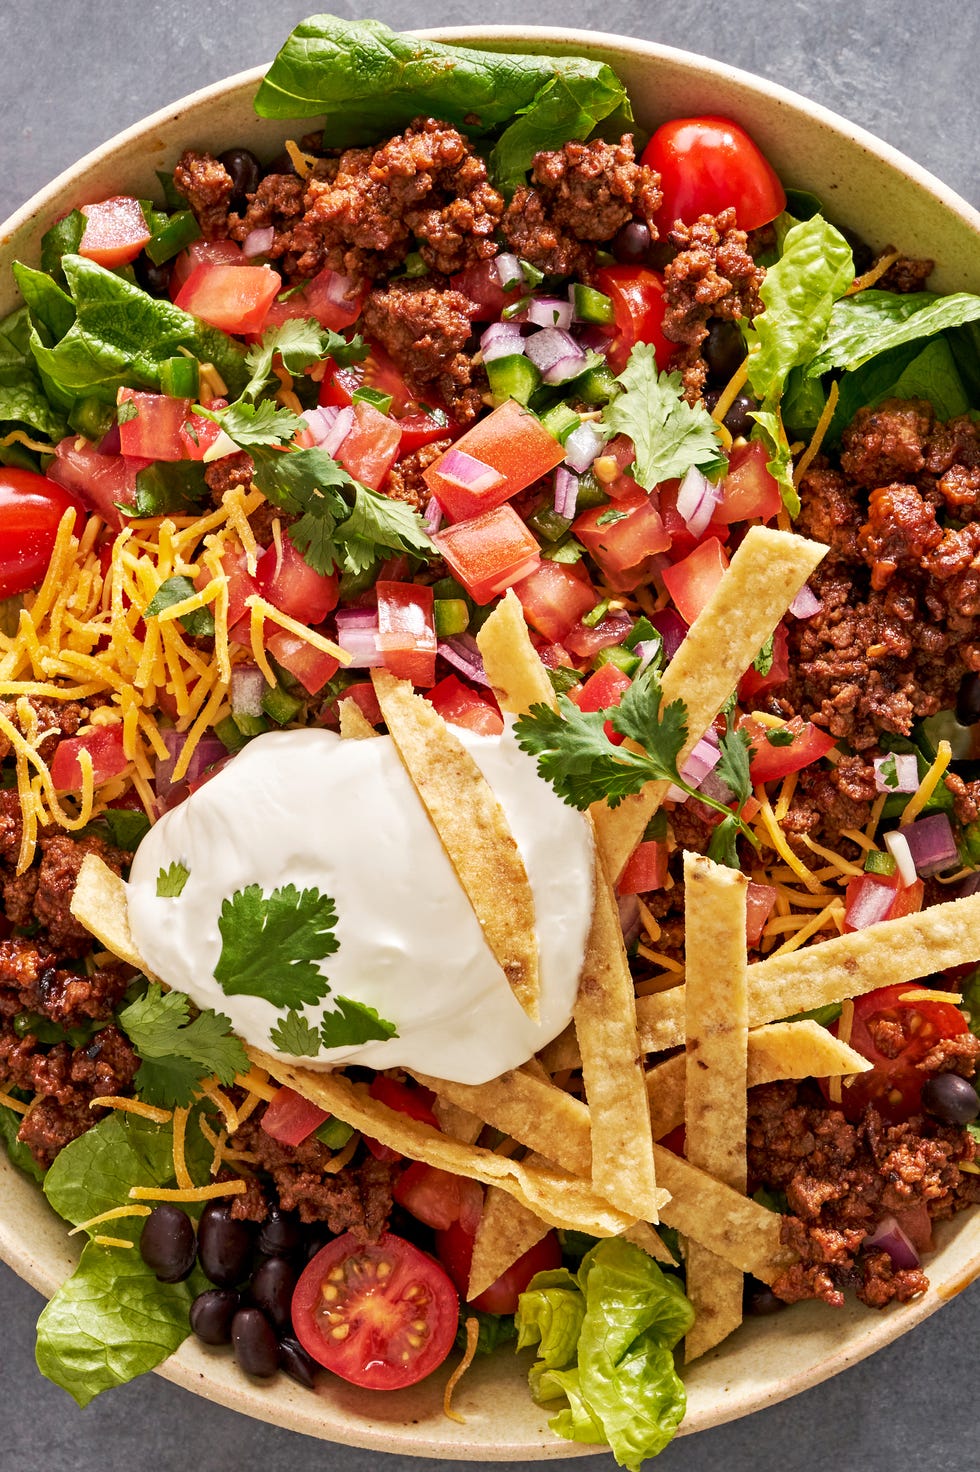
88 1096 173 1124
129 1180 247 1203
901 740 953 825
94 1235 136 1249
68 1205 152 1236
792 380 840 487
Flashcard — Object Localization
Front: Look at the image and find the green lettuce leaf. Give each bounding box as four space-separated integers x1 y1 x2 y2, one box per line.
806 288 980 377
516 1239 694 1470
0 1101 46 1182
0 306 69 447
43 1110 177 1228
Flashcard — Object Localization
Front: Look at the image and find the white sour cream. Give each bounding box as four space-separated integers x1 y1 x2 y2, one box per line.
126 724 594 1085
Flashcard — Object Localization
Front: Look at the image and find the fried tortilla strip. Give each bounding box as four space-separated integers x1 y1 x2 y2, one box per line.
655 1148 794 1283
647 1021 871 1138
624 1220 677 1267
413 1065 592 1176
71 854 156 974
371 668 540 1020
636 891 980 1053
474 596 663 1224
338 696 378 740
682 854 749 1363
592 527 827 883
469 1185 550 1301
255 1054 633 1237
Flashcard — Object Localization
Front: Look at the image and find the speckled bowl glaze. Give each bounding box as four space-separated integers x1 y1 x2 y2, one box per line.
2 25 980 1458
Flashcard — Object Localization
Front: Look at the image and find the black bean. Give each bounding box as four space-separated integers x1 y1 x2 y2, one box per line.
956 673 980 727
231 1308 280 1379
921 1073 980 1126
250 1257 296 1331
703 319 745 383
218 147 261 203
133 252 172 298
611 221 651 264
279 1336 318 1389
703 389 757 440
257 1207 302 1259
190 1289 240 1345
744 1278 787 1317
139 1205 196 1283
304 1226 333 1263
197 1201 254 1288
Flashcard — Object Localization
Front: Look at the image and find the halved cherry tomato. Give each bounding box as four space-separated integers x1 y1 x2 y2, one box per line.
255 533 340 625
292 1231 459 1389
336 401 403 492
592 265 674 375
423 400 565 523
0 468 81 599
642 116 786 233
717 441 782 524
78 196 151 269
821 983 971 1122
260 1085 330 1146
50 725 128 792
169 238 243 299
744 714 837 786
376 580 437 687
512 561 596 644
434 505 541 605
426 674 503 736
393 1163 484 1234
261 266 367 333
265 628 340 695
573 487 671 585
661 536 729 625
174 262 282 334
364 1075 441 1162
48 437 146 530
435 1216 562 1316
449 259 525 320
619 838 669 895
570 662 632 746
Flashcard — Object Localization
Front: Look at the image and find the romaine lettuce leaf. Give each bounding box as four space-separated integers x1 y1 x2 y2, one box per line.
806 288 980 376
0 1101 46 1182
0 306 69 445
832 336 970 438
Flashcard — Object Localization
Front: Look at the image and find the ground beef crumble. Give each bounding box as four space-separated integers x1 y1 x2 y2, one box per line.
360 277 485 423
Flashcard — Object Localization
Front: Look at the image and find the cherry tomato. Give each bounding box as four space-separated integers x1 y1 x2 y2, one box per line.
0 469 81 599
364 1075 441 1163
393 1163 484 1233
291 1231 459 1389
643 116 786 233
822 983 971 1122
435 1216 562 1316
592 265 674 375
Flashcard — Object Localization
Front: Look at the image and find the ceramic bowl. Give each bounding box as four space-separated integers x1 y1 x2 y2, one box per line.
2 23 980 1458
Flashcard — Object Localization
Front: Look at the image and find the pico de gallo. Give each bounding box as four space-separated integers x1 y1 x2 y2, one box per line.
2 15 980 1467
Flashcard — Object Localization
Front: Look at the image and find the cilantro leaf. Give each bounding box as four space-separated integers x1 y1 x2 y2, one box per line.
608 668 689 776
765 727 797 748
602 347 726 490
100 808 151 850
144 574 215 637
207 397 306 448
595 507 627 527
214 883 338 1009
156 862 189 898
716 725 753 809
117 983 248 1108
319 996 398 1049
269 1009 322 1056
337 484 436 576
753 632 775 677
241 318 367 402
707 813 741 869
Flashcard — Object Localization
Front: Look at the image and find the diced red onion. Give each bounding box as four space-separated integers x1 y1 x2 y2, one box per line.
676 465 721 538
493 253 524 291
649 608 688 660
480 320 525 363
563 422 604 474
334 607 379 629
323 269 356 306
789 583 824 619
437 634 490 686
423 497 444 534
553 467 579 521
517 297 574 332
633 639 662 676
866 1215 920 1271
334 608 383 667
667 736 721 802
884 830 917 888
959 870 980 898
848 879 900 930
902 811 959 877
697 770 736 805
436 449 505 495
231 663 266 719
155 732 227 795
873 753 919 793
321 404 354 457
618 892 641 948
524 327 586 384
242 226 274 257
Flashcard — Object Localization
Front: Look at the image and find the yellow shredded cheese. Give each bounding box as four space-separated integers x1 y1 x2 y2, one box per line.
901 740 952 825
93 1235 136 1249
0 1089 30 1114
129 1180 247 1203
754 792 823 892
899 988 964 1005
244 594 349 664
198 1080 240 1134
845 250 901 295
68 1205 152 1236
88 1095 173 1123
798 832 866 877
233 1068 279 1102
710 360 749 426
792 380 840 487
828 997 856 1104
443 1316 480 1425
284 138 318 178
171 1106 193 1189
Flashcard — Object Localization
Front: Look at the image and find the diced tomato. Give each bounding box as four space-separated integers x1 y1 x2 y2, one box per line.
169 238 243 298
570 662 633 744
597 435 642 501
661 536 729 625
659 479 728 559
564 610 634 660
434 504 541 605
0 468 81 600
619 838 669 895
197 542 259 632
50 724 128 792
449 259 525 320
739 622 790 702
435 1215 563 1315
174 262 282 335
534 640 578 674
337 680 384 729
48 436 147 530
745 882 778 946
717 440 782 524
335 401 403 491
255 533 340 625
261 266 367 332
423 400 565 522
512 560 596 644
844 874 925 933
393 1163 483 1234
592 265 674 375
376 580 437 686
265 628 340 695
427 674 503 736
744 714 837 786
177 408 224 461
260 1085 330 1146
643 116 786 234
364 1075 440 1162
573 487 671 585
78 196 150 269
320 350 460 453
117 388 193 462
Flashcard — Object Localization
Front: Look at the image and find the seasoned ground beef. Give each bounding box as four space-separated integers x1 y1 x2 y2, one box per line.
0 937 129 1024
360 278 484 423
205 450 255 503
0 697 86 766
874 248 934 294
382 440 450 510
32 832 128 957
502 135 661 279
173 150 236 240
777 755 877 854
748 1080 980 1308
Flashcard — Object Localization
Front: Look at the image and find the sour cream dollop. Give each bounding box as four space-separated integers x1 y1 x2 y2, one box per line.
127 725 594 1084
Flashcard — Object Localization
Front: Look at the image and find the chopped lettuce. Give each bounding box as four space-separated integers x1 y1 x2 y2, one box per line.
516 1238 694 1469
806 288 980 377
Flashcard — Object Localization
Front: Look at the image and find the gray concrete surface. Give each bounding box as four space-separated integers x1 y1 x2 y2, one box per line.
1 3 978 1470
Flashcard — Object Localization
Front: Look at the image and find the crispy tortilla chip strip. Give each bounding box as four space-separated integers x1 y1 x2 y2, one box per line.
625 1220 677 1267
682 854 749 1363
647 1021 871 1138
474 597 662 1223
254 1053 633 1237
371 668 540 1020
414 1066 592 1176
592 527 827 882
655 1148 794 1283
469 1184 550 1301
338 696 378 740
636 891 980 1053
71 854 157 975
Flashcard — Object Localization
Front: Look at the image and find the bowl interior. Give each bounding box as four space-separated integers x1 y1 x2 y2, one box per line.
3 24 980 1458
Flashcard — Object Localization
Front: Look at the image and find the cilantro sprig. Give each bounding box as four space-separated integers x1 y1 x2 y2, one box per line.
602 346 727 490
117 983 248 1108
